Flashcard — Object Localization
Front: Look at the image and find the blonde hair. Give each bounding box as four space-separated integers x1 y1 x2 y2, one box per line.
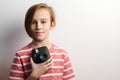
24 3 56 38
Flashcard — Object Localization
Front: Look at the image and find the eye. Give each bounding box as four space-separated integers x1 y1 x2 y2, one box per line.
41 21 47 24
31 21 37 24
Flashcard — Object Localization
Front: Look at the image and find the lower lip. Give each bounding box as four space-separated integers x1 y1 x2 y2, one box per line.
36 32 43 35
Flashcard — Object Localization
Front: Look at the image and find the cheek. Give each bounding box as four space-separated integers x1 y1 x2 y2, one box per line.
30 25 35 30
44 29 51 34
44 24 51 30
44 28 51 35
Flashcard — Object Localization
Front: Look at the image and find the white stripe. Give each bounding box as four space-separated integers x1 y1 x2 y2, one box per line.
54 46 60 49
63 67 72 72
64 61 70 66
14 55 30 59
41 73 63 77
14 55 20 59
52 66 64 68
23 62 31 66
13 59 64 66
20 56 30 58
12 63 22 66
65 54 69 58
9 76 24 80
17 48 33 53
53 59 64 62
16 53 67 59
63 73 74 78
11 70 24 73
12 62 30 66
50 52 67 55
25 69 32 73
11 69 32 73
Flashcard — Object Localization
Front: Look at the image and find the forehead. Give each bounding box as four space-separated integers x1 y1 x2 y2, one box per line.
33 8 51 20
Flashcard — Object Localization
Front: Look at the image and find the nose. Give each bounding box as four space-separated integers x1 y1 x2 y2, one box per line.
36 21 42 29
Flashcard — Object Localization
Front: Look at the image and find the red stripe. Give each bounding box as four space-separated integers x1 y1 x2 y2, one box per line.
63 74 75 80
39 76 63 80
64 69 74 76
11 65 23 71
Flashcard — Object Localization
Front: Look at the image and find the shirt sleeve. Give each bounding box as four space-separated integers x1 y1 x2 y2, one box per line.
8 53 25 80
63 54 75 80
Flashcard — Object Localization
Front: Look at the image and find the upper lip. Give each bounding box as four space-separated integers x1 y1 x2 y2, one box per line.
35 31 43 33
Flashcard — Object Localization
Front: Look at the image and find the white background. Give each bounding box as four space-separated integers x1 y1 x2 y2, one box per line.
0 0 120 80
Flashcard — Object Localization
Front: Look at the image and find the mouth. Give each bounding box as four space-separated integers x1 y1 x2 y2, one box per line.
35 32 44 35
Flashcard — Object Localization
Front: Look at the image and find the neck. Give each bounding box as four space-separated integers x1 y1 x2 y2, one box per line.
32 39 52 49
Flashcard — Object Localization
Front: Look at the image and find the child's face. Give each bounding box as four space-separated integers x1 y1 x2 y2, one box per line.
30 8 54 41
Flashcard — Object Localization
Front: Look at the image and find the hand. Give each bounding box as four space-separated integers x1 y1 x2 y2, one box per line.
27 58 53 80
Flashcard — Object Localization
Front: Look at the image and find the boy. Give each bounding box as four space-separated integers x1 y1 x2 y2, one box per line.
9 3 75 80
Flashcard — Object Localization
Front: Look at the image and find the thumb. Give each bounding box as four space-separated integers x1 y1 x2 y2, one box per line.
30 58 34 64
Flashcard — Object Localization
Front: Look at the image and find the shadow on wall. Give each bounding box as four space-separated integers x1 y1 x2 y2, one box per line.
0 21 27 80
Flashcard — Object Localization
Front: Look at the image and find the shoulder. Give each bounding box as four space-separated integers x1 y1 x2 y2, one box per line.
52 44 67 52
51 44 68 56
16 43 33 56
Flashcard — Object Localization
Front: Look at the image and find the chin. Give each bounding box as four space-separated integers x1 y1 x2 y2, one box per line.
33 36 47 42
35 38 43 41
36 38 45 42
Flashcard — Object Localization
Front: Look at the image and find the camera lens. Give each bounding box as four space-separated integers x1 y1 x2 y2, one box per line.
40 54 47 60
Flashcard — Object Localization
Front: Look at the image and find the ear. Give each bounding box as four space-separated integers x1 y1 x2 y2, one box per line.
50 22 55 30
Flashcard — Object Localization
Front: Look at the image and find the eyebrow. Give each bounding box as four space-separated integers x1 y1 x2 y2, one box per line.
32 18 48 21
40 18 47 20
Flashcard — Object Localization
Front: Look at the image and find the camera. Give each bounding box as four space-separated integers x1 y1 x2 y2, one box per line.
31 46 50 64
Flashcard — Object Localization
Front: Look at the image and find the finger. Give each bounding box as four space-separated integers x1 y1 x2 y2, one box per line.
46 63 53 70
30 58 34 63
47 58 52 63
45 60 53 69
30 58 36 66
43 58 52 64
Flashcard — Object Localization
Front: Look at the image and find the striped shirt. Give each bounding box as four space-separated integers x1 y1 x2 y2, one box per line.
9 43 75 80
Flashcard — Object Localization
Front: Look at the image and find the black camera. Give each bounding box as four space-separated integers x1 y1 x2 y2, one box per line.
31 46 50 64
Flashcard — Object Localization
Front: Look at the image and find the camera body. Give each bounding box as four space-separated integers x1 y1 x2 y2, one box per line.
31 46 50 64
